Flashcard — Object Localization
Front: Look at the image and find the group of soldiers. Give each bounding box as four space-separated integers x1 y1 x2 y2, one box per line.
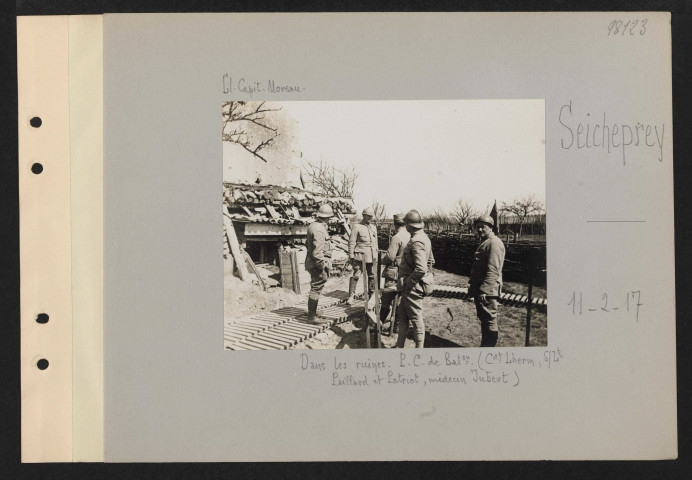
304 204 505 348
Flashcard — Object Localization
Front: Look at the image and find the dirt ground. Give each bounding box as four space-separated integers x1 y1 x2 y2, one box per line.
294 268 548 350
224 263 302 321
225 260 547 349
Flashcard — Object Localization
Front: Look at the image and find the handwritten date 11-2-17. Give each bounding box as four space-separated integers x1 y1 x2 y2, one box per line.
608 19 647 36
568 291 643 321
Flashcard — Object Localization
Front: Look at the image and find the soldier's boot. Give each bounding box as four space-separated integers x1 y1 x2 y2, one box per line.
480 330 498 347
307 297 329 324
486 331 498 347
346 278 358 305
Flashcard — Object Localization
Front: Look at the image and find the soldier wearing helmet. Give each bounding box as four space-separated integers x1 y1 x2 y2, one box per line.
468 214 506 346
346 206 379 305
379 213 410 330
394 210 435 348
304 203 334 324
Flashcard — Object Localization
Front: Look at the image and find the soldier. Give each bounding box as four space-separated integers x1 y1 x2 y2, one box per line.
395 210 434 348
468 214 506 347
305 204 334 324
379 214 410 329
346 207 378 305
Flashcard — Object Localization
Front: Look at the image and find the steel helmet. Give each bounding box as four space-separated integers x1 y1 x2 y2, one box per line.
404 210 424 228
393 213 405 225
475 214 494 227
362 207 375 217
316 204 334 218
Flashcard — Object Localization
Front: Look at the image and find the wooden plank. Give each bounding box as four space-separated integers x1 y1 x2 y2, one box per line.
244 249 267 291
224 326 256 336
272 324 312 336
234 321 271 331
226 325 261 335
265 203 282 220
254 332 295 347
290 250 300 294
238 335 282 350
223 212 251 282
241 317 285 327
246 335 287 350
362 258 371 349
257 329 299 344
336 208 351 236
284 321 322 333
235 339 270 350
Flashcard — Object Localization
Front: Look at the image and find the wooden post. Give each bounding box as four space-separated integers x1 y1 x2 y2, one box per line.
290 250 300 294
225 251 235 276
223 211 251 282
374 251 382 348
388 294 399 336
244 250 267 291
525 262 533 347
362 258 371 349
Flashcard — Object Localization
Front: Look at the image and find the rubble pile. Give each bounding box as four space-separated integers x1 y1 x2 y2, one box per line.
223 182 355 225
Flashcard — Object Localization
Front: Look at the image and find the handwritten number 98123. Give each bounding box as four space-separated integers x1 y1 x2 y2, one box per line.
608 19 647 36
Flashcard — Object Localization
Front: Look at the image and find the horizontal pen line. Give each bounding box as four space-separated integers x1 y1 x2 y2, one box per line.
586 220 646 223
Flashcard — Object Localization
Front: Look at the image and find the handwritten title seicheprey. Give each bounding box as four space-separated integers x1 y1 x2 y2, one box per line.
559 101 665 164
222 74 303 96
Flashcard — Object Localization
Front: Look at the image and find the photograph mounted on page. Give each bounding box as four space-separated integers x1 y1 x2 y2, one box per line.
221 100 546 351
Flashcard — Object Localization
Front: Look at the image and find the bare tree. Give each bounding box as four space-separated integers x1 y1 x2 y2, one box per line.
301 158 358 199
501 194 544 236
371 200 388 229
423 208 452 234
222 101 282 163
450 199 477 229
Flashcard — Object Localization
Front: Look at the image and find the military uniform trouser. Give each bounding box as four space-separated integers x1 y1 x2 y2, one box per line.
396 284 425 348
350 260 375 295
474 296 499 332
308 267 328 302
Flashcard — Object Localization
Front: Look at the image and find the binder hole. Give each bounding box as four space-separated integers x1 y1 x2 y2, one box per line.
36 313 49 324
30 117 42 128
31 163 43 174
37 359 49 370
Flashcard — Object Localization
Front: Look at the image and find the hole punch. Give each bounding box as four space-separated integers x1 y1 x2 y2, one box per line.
36 313 49 324
31 163 43 174
37 359 49 370
30 117 42 128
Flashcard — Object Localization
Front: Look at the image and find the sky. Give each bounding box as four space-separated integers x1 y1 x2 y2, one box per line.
259 100 544 216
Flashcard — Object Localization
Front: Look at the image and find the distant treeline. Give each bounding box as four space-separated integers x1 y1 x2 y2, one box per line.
377 231 546 288
416 214 546 236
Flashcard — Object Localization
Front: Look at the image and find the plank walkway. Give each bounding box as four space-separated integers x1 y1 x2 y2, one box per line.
225 291 364 351
431 284 547 308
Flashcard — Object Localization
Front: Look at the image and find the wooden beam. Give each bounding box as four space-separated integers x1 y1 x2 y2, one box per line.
336 208 351 236
244 249 267 291
363 258 371 349
223 211 251 282
265 204 281 220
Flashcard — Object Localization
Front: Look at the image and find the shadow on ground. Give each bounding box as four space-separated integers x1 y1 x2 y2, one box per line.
424 332 466 348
